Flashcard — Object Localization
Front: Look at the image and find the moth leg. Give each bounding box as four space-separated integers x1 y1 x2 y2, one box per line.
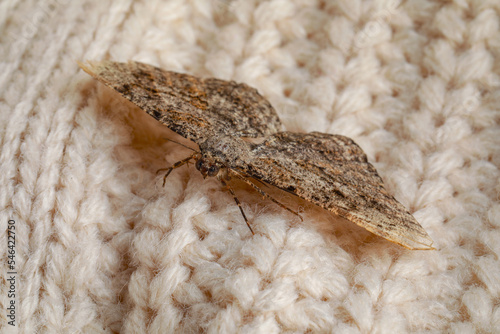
228 169 303 221
157 153 197 186
219 178 255 235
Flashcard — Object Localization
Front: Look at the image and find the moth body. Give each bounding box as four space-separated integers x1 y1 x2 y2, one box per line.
79 60 435 250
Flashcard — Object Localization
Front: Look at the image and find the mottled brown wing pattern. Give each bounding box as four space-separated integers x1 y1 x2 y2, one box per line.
79 60 434 250
238 132 433 249
78 60 282 144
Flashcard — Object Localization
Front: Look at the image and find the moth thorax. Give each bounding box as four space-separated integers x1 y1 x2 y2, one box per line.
201 135 245 156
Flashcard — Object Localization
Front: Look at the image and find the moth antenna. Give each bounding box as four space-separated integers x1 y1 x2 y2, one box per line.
219 178 255 234
163 137 200 153
228 168 303 221
157 153 197 186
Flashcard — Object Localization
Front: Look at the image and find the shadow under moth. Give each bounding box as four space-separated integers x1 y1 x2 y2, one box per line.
78 60 434 250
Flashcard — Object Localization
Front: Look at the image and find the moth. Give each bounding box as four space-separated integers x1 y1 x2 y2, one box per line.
79 60 434 250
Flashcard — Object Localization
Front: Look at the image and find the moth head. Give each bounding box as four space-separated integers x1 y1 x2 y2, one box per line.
195 156 222 179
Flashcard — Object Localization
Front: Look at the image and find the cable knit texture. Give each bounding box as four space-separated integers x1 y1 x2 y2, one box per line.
1 0 500 332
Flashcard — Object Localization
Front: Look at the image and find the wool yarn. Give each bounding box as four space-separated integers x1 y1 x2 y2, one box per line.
1 0 500 332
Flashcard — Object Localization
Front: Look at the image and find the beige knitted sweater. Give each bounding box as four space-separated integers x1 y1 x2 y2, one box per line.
1 0 499 332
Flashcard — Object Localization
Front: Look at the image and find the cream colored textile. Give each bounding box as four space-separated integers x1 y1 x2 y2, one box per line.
1 0 499 332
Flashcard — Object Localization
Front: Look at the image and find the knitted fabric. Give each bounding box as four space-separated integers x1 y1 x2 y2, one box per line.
1 0 500 332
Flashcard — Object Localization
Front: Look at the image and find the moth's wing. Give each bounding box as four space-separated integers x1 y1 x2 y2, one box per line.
78 60 283 144
242 131 433 250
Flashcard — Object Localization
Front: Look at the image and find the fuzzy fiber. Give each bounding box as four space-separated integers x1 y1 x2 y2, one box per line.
1 0 500 333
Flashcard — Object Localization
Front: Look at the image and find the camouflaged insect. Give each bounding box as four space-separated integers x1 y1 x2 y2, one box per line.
79 60 434 250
